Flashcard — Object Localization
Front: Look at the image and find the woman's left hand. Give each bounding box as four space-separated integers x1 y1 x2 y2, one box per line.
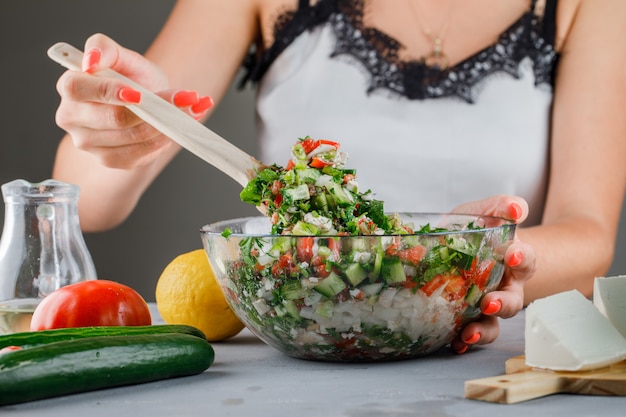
449 195 537 354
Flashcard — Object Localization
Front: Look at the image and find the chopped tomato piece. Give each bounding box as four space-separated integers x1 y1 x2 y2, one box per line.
352 289 366 300
300 138 320 154
309 157 332 168
384 237 401 256
271 253 298 276
462 259 495 290
402 280 419 289
474 260 495 289
420 274 448 297
285 159 296 170
273 193 283 207
445 275 468 300
397 246 427 264
318 139 340 148
296 237 315 263
271 180 283 195
313 265 330 277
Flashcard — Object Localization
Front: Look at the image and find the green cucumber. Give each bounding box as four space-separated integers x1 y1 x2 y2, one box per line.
0 324 206 350
0 333 214 406
465 284 482 307
344 263 368 286
314 272 347 298
381 258 407 284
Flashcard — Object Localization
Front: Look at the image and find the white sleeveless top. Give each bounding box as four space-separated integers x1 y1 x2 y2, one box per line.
245 0 559 226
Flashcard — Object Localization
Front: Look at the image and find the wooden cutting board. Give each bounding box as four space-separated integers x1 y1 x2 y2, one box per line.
464 355 626 404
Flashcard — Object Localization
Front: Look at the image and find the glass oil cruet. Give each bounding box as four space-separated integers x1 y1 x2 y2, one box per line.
0 179 97 334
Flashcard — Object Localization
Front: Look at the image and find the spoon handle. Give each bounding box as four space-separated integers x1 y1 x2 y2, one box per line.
47 42 264 187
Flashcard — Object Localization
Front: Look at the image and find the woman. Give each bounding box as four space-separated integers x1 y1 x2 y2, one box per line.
51 0 626 353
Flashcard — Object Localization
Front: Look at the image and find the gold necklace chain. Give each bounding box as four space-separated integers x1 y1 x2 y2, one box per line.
406 0 456 70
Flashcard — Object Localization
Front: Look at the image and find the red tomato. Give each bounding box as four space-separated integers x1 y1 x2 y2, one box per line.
318 139 340 148
300 138 320 154
397 246 427 264
296 237 315 263
420 274 448 297
444 275 469 300
309 157 332 168
30 280 152 330
461 259 496 290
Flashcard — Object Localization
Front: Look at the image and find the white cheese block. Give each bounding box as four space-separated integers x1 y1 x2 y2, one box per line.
593 275 626 339
525 289 626 371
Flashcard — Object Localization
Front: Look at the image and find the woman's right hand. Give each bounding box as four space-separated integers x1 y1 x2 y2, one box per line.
54 33 213 170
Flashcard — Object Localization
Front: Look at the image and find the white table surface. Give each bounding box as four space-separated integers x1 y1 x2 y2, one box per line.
3 304 625 416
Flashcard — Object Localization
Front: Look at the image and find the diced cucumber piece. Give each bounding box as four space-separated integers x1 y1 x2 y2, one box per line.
313 272 347 298
292 221 320 236
323 181 354 206
344 263 368 286
283 184 310 203
381 257 407 284
282 299 301 319
313 193 329 212
317 245 332 259
271 236 293 253
465 284 482 307
371 249 383 281
297 167 322 183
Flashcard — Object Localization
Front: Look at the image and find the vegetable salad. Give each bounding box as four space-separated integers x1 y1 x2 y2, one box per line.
206 137 515 361
240 137 406 236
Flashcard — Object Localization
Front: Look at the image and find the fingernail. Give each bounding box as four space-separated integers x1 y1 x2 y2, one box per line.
190 96 214 114
483 299 502 315
508 202 523 221
118 87 141 104
456 345 468 354
463 332 481 344
507 251 523 267
83 48 101 73
173 90 199 107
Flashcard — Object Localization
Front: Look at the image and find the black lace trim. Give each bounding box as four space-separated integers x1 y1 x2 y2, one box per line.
241 0 559 104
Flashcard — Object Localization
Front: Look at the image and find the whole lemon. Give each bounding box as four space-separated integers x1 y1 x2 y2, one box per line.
156 249 244 341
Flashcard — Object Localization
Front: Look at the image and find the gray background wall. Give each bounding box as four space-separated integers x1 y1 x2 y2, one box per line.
1 0 625 302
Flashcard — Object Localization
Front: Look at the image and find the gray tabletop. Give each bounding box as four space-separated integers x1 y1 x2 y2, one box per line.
3 305 625 416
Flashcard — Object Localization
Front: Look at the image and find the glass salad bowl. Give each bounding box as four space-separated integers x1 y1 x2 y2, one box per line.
200 213 515 362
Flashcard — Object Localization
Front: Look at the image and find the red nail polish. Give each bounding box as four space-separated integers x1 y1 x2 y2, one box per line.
463 332 481 344
191 96 214 114
118 87 141 104
483 299 502 315
508 202 523 221
457 345 468 354
507 251 523 267
173 90 199 107
83 48 101 73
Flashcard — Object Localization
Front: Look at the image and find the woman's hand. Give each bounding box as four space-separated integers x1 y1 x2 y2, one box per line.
54 33 213 170
449 195 537 354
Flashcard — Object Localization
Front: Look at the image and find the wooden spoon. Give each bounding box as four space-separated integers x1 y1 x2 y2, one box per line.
47 42 265 188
